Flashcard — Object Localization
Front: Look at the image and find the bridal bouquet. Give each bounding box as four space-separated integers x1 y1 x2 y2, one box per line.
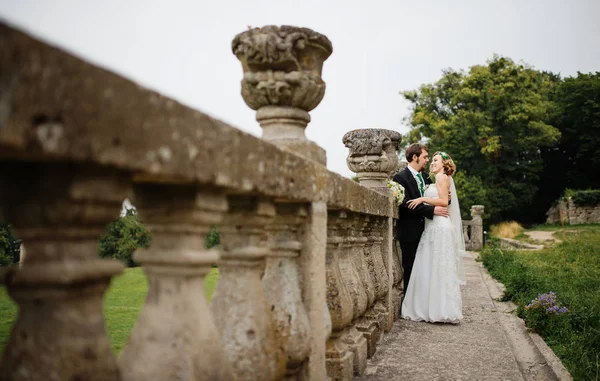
387 180 405 205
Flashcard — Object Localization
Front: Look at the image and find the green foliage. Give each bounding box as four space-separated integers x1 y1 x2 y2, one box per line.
480 227 600 380
205 226 220 249
98 209 151 267
401 56 561 223
0 223 20 266
567 189 600 207
538 72 600 218
553 72 600 190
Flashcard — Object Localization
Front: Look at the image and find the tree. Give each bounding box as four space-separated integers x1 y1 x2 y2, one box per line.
98 208 151 267
552 72 600 189
0 223 21 266
401 56 561 223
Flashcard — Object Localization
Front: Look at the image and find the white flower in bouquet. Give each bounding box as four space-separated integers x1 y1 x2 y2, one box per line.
387 180 405 206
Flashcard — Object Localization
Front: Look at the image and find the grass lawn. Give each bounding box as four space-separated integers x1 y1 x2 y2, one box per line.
481 225 600 381
0 266 219 355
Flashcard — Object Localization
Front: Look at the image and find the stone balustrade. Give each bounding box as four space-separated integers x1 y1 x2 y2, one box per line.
463 205 485 251
0 22 485 381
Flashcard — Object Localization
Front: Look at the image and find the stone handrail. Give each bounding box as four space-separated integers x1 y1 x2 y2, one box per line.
0 22 483 381
462 205 485 251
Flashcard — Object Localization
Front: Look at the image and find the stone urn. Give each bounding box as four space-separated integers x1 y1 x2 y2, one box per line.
342 129 402 191
232 25 333 164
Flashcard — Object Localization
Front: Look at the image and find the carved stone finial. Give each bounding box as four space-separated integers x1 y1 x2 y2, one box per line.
471 205 485 217
232 26 332 165
342 129 402 190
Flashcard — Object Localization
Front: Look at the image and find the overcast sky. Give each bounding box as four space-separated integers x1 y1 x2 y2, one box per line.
1 0 598 178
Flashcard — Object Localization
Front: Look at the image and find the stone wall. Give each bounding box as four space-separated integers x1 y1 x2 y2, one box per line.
546 199 600 225
0 22 484 381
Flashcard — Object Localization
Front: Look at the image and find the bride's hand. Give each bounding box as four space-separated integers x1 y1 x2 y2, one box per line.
407 197 424 209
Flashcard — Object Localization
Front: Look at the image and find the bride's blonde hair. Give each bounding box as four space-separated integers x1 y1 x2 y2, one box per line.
433 151 456 176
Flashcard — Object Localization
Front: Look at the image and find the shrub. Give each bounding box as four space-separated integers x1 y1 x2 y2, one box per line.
0 223 20 266
205 226 220 249
490 221 523 239
569 189 600 207
98 209 151 267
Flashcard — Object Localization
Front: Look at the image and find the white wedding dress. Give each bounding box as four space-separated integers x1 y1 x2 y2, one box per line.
401 180 465 323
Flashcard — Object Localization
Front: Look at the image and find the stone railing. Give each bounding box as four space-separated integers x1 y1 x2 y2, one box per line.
0 23 485 381
463 205 485 251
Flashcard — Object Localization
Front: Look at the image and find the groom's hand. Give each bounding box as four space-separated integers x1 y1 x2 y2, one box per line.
434 206 449 217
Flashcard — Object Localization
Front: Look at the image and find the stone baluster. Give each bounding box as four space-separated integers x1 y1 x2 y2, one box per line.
211 196 284 381
336 212 368 376
0 163 130 381
352 214 382 358
363 217 392 333
470 205 485 250
119 184 234 381
262 203 311 380
325 211 357 381
462 223 470 249
232 25 333 165
391 233 403 321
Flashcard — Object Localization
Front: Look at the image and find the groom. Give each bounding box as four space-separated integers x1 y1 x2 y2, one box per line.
393 143 448 292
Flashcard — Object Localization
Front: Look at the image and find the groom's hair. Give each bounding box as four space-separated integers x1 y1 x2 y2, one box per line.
405 143 428 163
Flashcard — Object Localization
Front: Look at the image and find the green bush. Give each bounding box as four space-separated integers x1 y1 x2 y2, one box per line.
98 209 151 267
569 189 600 207
0 223 20 266
205 226 220 249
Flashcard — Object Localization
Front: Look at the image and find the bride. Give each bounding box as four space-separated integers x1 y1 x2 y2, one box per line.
400 151 465 323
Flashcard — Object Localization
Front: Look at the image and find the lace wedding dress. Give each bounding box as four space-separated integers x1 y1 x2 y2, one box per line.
401 181 464 323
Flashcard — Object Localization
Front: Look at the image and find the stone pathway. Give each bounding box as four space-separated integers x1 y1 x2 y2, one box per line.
355 252 571 381
524 230 561 245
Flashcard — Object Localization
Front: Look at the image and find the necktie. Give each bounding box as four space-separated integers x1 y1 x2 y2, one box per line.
416 172 425 196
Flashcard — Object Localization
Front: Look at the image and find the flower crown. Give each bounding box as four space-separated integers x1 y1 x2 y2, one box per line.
434 151 450 160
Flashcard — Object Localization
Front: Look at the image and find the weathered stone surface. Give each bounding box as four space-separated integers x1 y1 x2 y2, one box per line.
211 197 285 381
300 201 330 381
0 22 391 217
233 26 332 165
343 129 402 191
263 203 311 378
119 185 234 381
546 198 600 225
232 25 332 111
0 163 129 381
469 205 484 250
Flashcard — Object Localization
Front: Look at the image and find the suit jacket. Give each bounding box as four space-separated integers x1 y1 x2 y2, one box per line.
393 167 435 243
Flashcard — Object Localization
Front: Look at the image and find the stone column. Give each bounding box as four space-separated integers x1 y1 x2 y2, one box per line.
119 184 234 381
232 25 333 165
342 128 402 193
0 163 129 381
470 205 485 251
300 201 330 381
262 203 311 380
211 196 284 381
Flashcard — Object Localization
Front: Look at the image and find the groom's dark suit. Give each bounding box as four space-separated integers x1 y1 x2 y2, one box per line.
393 167 435 292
